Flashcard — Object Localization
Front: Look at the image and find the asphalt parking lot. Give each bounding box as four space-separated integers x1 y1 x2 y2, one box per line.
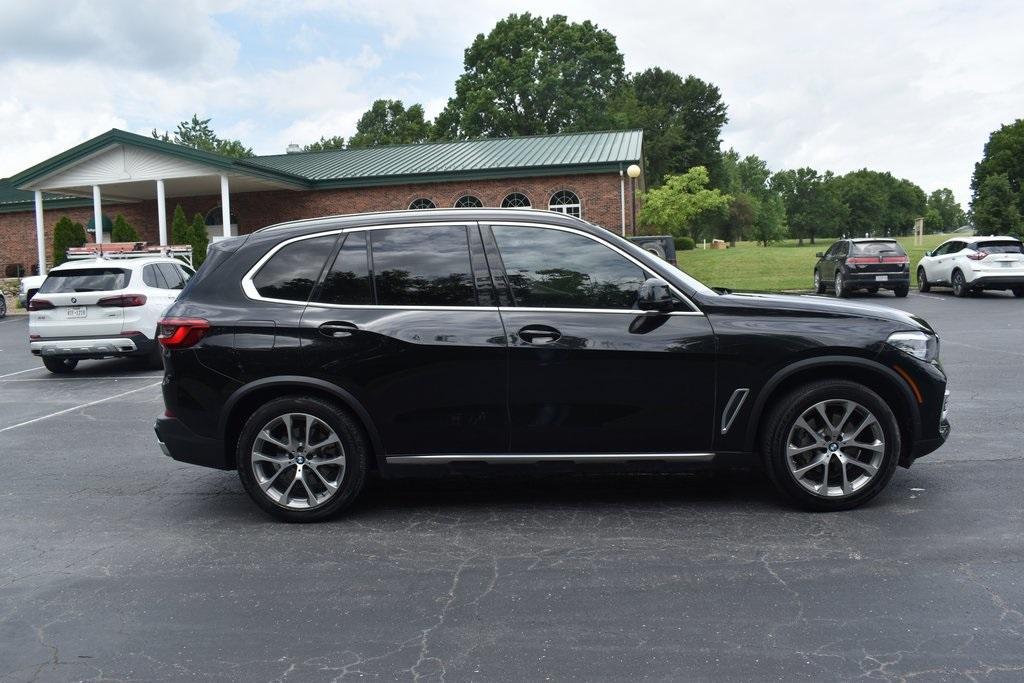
1 290 1023 682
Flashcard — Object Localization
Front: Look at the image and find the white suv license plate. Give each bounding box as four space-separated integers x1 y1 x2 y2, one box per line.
875 275 889 281
65 306 87 319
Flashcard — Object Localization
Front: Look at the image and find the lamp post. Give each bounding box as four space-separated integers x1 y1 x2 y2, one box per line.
626 164 641 235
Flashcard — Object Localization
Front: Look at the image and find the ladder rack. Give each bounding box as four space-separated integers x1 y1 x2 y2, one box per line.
66 243 194 268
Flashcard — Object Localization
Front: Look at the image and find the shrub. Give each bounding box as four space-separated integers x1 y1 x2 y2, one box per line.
171 205 189 244
675 235 696 251
52 216 87 266
189 213 210 267
110 214 140 242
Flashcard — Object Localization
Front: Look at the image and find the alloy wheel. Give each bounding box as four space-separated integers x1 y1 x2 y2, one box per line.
785 399 885 498
250 413 347 510
834 272 844 297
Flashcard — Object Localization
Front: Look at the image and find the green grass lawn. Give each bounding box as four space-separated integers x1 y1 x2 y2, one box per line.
674 234 951 292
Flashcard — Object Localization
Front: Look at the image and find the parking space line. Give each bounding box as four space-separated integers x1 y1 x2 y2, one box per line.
0 376 164 382
0 381 162 434
0 367 44 379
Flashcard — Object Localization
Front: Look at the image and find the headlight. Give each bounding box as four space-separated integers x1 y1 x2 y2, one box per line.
887 330 939 362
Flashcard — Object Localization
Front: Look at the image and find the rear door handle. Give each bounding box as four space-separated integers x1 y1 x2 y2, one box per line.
517 324 561 345
319 321 359 338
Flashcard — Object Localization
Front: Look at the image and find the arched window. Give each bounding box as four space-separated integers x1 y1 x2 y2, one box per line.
409 198 436 210
454 195 482 208
501 192 531 208
549 190 581 218
204 206 239 238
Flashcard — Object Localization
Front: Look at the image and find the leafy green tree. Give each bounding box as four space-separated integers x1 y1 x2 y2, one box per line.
971 119 1024 214
770 168 848 245
110 214 139 242
614 68 728 187
722 193 756 246
188 213 210 267
434 13 624 138
637 166 731 240
925 188 966 233
170 205 190 245
303 135 346 152
752 195 787 246
831 169 925 237
52 216 87 266
152 114 254 158
348 100 432 148
972 173 1023 238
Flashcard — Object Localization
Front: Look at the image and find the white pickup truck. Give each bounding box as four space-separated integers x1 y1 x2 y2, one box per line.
18 274 44 309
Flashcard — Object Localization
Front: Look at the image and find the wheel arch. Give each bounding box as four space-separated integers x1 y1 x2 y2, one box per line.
219 376 385 470
744 356 921 466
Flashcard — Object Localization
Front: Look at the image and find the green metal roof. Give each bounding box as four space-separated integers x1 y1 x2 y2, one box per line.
2 128 642 211
246 129 644 186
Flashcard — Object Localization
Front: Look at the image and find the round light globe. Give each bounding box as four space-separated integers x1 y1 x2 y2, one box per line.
626 164 642 179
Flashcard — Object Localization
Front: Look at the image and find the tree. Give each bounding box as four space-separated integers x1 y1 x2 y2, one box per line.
751 194 788 246
971 119 1024 214
637 166 731 240
152 114 254 158
925 188 966 233
171 205 190 245
110 214 139 242
722 193 756 246
618 69 728 187
303 135 346 152
348 100 432 148
771 168 848 245
188 213 210 267
52 216 87 266
972 173 1023 238
831 169 925 237
434 13 624 138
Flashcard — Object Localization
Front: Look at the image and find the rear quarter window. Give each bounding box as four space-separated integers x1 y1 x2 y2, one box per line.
39 268 131 293
251 234 338 302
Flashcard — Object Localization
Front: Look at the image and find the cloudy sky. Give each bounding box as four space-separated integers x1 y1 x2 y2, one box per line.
1 0 1021 205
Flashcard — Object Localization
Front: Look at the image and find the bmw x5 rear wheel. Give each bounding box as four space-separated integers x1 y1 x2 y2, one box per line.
761 380 900 511
237 396 368 522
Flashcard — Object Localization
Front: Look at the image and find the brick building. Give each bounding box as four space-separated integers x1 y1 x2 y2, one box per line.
0 128 644 276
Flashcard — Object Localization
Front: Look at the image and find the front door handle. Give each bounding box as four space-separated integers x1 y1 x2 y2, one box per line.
517 324 561 345
319 321 359 338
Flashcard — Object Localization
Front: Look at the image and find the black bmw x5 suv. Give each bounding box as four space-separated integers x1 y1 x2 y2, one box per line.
154 209 950 521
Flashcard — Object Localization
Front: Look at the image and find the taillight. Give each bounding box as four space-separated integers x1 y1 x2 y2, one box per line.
98 294 148 307
158 317 210 349
27 298 54 311
966 251 989 261
846 257 874 265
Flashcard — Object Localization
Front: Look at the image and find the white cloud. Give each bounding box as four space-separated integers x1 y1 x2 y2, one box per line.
1 0 1021 207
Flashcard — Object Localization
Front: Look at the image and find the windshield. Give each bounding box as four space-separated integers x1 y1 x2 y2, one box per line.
39 268 131 293
851 241 905 256
974 240 1023 254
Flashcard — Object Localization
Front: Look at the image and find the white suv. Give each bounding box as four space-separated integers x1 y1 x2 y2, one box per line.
28 257 194 373
917 235 1024 298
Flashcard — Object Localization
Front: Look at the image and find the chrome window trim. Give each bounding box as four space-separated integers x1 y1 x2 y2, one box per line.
241 219 703 315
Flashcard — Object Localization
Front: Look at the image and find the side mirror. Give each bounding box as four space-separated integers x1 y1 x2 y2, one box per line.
638 278 675 313
815 252 824 258
924 250 932 257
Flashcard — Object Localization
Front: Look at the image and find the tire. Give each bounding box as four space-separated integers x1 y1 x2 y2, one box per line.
760 380 901 511
0 294 6 318
833 271 848 298
1012 287 1024 298
813 269 825 294
917 267 930 293
951 269 969 298
893 285 909 298
42 357 78 374
236 396 369 522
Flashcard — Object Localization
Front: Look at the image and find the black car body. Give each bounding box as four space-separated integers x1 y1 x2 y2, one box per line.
815 238 911 297
155 209 949 520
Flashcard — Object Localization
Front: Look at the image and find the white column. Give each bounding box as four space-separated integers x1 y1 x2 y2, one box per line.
219 174 231 238
92 184 104 247
619 168 626 237
156 179 168 247
34 191 46 276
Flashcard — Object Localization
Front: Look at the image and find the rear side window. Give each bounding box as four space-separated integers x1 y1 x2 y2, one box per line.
852 241 905 256
370 226 476 306
315 232 372 305
158 263 187 289
492 225 646 309
973 240 1023 254
143 264 169 288
40 268 130 293
252 234 337 302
